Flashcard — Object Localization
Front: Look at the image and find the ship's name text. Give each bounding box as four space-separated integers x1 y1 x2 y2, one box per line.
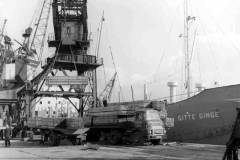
177 111 220 121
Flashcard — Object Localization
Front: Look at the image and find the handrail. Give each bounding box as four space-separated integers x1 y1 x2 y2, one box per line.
56 54 103 65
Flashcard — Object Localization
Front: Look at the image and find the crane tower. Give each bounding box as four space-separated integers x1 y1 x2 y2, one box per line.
46 0 102 115
18 0 102 118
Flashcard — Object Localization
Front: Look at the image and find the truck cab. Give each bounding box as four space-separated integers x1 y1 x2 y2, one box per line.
136 109 166 144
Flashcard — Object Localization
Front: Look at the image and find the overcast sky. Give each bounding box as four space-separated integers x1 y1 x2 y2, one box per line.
1 0 240 102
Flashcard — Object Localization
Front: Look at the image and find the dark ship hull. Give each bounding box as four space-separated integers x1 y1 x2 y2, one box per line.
109 84 240 145
166 84 240 145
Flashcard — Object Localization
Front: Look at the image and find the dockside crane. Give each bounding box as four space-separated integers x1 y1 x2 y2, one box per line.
17 0 102 116
99 72 117 106
14 0 103 146
109 46 124 102
14 0 52 69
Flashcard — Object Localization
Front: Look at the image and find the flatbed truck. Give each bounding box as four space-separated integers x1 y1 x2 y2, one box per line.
25 117 87 146
85 101 170 145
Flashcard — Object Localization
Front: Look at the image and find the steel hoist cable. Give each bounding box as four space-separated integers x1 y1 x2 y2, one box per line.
109 46 124 101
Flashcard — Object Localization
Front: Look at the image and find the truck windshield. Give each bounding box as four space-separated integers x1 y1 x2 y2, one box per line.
145 110 161 121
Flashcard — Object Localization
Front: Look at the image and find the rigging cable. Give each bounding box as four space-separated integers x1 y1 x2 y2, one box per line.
152 2 181 82
196 40 203 83
96 11 105 58
94 22 100 56
148 2 182 99
198 19 223 84
101 14 118 100
208 13 240 58
194 28 203 83
94 11 107 85
28 0 43 28
189 27 197 65
37 40 62 91
109 46 124 101
187 6 203 83
102 64 107 85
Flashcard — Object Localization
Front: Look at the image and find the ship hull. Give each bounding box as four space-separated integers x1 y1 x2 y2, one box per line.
166 84 240 145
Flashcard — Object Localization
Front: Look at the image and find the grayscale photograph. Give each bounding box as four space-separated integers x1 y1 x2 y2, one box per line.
0 0 239 159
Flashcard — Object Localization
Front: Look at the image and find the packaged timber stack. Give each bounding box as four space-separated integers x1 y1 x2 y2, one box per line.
92 115 118 125
27 117 65 128
66 118 84 129
87 105 135 116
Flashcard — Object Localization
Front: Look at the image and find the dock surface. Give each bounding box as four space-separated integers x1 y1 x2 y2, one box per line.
0 140 225 160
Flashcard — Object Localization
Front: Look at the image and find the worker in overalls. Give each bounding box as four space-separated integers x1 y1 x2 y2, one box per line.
0 114 3 140
3 112 12 147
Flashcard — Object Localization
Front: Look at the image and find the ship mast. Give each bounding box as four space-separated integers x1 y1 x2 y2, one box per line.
184 0 195 98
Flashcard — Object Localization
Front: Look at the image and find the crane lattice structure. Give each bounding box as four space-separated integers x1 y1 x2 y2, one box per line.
17 0 103 119
0 19 7 45
30 0 52 63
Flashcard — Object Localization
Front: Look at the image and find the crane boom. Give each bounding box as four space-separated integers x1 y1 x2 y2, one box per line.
99 72 117 103
30 0 52 63
109 46 124 101
0 19 7 44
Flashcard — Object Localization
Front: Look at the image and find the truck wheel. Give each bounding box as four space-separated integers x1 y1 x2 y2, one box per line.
151 139 161 145
122 136 133 145
132 132 145 145
99 131 108 144
70 137 77 145
49 132 61 146
108 130 121 145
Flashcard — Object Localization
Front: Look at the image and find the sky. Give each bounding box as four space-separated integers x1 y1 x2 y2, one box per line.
1 0 240 102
